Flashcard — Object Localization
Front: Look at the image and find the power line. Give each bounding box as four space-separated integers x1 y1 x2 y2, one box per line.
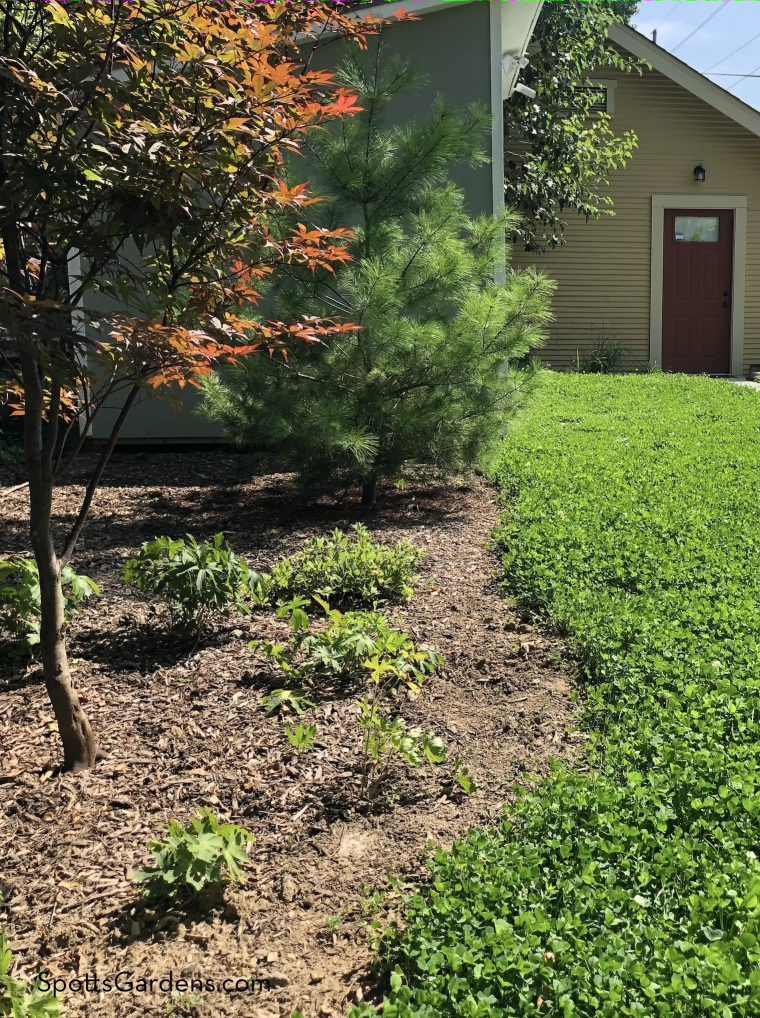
730 60 760 88
671 0 730 53
703 29 760 72
652 3 681 34
706 71 760 79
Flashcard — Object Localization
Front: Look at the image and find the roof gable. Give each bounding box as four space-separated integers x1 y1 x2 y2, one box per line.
610 24 760 141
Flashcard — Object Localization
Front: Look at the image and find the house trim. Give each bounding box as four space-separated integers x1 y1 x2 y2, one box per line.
490 0 506 284
610 25 760 141
649 194 748 375
589 77 618 116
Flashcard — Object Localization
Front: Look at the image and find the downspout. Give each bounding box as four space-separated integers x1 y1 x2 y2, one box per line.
493 0 545 285
490 0 507 285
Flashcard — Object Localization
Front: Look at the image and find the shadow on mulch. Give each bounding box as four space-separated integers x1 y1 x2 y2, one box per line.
3 477 473 568
72 618 233 673
195 482 474 537
235 666 367 711
0 647 42 691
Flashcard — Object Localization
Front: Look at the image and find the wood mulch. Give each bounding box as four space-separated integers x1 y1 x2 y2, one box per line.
0 452 581 1018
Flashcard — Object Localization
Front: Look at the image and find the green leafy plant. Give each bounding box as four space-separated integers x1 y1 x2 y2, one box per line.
355 619 448 801
252 599 455 800
450 757 477 796
124 534 259 632
166 995 201 1018
0 929 61 1017
368 374 760 1017
260 689 315 717
504 2 639 250
285 722 317 752
252 599 442 693
0 558 99 651
358 702 448 801
575 336 624 374
134 810 254 908
258 526 422 609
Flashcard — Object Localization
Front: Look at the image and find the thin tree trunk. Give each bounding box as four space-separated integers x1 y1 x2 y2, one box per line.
60 382 139 567
18 344 100 772
32 504 100 772
360 475 378 509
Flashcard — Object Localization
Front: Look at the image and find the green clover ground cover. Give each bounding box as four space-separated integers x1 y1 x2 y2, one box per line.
364 374 760 1017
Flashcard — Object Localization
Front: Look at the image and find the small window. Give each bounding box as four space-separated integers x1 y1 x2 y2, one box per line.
674 216 720 243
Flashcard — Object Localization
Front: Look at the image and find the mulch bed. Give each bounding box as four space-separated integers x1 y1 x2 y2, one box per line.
0 452 581 1017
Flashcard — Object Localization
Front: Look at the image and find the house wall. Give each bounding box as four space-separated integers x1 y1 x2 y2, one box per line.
309 4 495 217
82 239 225 443
87 3 494 441
510 63 760 373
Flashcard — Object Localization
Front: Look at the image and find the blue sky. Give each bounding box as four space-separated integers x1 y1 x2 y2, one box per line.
632 1 760 111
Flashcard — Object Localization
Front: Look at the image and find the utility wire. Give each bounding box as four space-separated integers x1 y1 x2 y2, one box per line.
671 0 730 53
706 71 760 78
703 29 760 72
729 60 760 87
652 2 680 34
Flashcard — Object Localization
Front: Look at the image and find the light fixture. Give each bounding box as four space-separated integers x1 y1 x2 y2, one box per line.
502 54 530 78
503 54 535 100
693 163 707 183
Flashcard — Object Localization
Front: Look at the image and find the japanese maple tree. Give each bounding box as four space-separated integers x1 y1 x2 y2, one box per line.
0 0 377 772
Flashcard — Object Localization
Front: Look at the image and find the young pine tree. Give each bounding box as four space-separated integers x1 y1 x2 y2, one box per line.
202 44 554 506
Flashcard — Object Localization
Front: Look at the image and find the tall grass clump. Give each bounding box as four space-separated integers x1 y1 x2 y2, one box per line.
361 374 760 1017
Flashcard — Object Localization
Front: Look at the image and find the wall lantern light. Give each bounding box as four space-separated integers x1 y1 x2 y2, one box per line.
693 163 707 183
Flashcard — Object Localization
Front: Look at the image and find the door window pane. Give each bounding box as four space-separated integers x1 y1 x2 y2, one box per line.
674 216 719 243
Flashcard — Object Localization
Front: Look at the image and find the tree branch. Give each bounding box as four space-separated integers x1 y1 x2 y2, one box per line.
59 382 139 567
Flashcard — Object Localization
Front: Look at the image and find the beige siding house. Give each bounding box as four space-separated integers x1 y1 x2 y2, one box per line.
512 25 760 376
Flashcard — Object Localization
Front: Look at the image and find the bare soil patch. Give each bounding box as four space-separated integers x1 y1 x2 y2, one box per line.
1 453 581 1017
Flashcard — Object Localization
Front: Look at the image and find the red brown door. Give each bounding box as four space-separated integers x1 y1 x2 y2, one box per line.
662 209 733 374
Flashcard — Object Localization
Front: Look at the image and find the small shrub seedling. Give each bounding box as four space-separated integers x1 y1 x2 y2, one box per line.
0 558 99 652
258 526 422 609
134 809 253 909
251 600 456 800
285 722 317 751
0 928 61 1017
450 757 477 796
166 995 202 1017
124 534 259 632
252 599 442 693
260 689 315 716
357 634 451 800
358 702 449 800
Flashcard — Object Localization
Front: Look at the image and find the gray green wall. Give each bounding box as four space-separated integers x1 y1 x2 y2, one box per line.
310 5 494 217
87 4 493 442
